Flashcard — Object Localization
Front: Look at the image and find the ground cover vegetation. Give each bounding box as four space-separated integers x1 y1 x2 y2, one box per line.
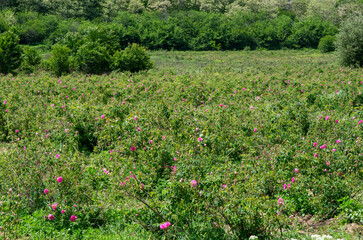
0 50 362 239
0 0 362 239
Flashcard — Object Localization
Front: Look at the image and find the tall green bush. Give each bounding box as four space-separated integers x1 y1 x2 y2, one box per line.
75 42 111 74
21 46 41 73
335 14 363 66
318 35 336 53
48 44 72 76
113 43 153 72
0 31 22 74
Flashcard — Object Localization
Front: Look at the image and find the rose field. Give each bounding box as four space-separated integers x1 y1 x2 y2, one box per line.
0 50 362 239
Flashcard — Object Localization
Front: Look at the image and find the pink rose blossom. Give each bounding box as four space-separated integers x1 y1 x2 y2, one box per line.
160 222 171 229
57 177 63 183
70 215 77 222
191 180 197 187
48 214 55 220
44 189 49 195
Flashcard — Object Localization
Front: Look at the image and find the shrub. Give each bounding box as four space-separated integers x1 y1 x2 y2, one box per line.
0 15 9 33
75 42 111 74
286 17 337 48
21 46 41 73
18 15 59 45
0 31 22 74
48 44 72 76
335 14 363 66
318 35 336 53
113 43 153 72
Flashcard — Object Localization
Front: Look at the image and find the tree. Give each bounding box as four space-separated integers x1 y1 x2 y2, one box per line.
305 0 339 24
335 14 363 66
0 31 22 74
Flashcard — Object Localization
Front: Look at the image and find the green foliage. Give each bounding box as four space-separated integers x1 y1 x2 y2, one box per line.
75 42 111 74
286 17 337 48
318 35 336 53
0 51 362 238
113 43 153 72
0 31 22 74
0 14 9 33
21 46 41 73
17 14 58 45
335 14 363 66
48 44 72 76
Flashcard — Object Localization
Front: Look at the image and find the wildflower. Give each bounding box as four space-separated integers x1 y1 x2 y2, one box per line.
294 168 299 173
292 177 295 183
222 184 227 189
130 146 136 151
61 210 65 214
3 100 6 104
198 137 203 142
313 142 318 147
336 139 341 143
320 144 326 149
101 115 105 119
314 153 318 157
254 128 257 132
44 189 49 195
326 161 330 166
191 180 197 187
160 222 171 229
48 214 55 220
56 154 60 159
57 177 63 183
283 184 287 190
52 203 57 210
332 149 336 152
70 215 77 222
278 198 284 205
359 120 363 125
325 116 330 120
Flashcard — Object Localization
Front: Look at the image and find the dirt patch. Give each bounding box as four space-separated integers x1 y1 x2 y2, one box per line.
344 223 362 235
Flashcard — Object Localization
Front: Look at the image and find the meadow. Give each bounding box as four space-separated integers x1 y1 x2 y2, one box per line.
0 50 362 239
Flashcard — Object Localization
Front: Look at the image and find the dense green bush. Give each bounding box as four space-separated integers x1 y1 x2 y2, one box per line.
335 14 363 66
0 15 9 33
113 43 153 72
0 31 22 74
286 17 337 48
48 44 72 76
318 35 336 53
17 14 58 45
21 46 41 73
75 42 111 74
